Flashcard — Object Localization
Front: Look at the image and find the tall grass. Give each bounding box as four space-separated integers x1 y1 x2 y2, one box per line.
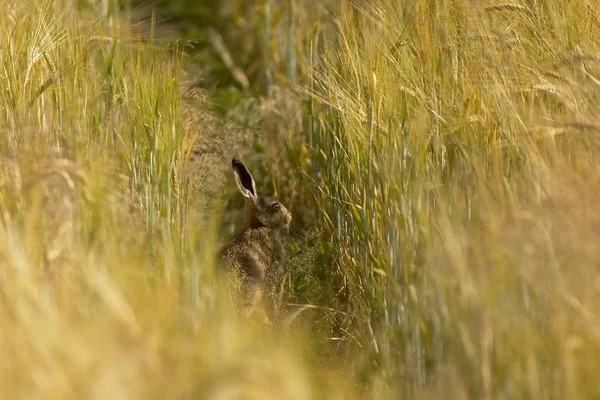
0 1 351 398
3 0 600 398
306 0 600 397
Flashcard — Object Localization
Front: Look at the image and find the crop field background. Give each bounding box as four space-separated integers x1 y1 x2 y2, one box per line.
1 0 600 398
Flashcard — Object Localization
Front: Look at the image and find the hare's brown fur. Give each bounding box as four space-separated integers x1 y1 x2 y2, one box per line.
219 159 291 321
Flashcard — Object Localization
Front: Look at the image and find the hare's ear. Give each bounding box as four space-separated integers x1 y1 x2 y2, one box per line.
232 159 258 202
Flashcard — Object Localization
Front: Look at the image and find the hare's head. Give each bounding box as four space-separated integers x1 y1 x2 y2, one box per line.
232 159 292 231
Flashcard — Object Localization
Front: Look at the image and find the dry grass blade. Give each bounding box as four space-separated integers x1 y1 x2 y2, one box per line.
208 27 250 90
485 3 533 15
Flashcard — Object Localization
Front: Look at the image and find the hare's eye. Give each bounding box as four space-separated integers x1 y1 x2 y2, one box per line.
271 203 281 211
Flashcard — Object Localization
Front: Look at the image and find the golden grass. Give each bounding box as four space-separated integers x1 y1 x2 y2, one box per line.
3 0 600 398
303 0 600 397
0 1 352 398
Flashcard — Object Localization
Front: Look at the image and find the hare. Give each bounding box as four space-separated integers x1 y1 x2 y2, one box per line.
219 159 292 323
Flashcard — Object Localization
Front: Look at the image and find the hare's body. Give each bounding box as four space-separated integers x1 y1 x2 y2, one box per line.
219 159 291 321
221 225 286 282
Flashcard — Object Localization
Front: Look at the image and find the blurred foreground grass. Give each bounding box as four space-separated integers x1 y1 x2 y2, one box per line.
2 0 600 398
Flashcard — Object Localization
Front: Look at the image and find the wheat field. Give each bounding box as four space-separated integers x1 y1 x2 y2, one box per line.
1 0 600 399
